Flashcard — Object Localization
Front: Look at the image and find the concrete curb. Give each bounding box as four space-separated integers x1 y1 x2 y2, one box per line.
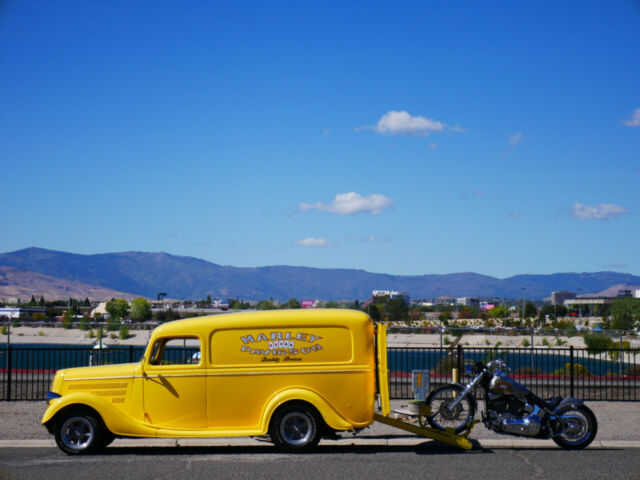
1 438 639 449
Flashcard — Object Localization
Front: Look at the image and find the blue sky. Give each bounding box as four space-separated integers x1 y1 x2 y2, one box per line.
1 1 639 278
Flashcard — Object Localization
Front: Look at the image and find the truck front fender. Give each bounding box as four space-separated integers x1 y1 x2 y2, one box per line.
42 393 159 437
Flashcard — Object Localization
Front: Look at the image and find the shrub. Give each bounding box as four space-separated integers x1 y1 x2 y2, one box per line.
431 354 460 375
521 339 530 348
583 334 615 354
78 315 90 331
542 338 550 347
555 336 567 346
62 310 74 330
516 366 543 376
119 324 130 340
88 329 95 339
1 324 7 335
443 336 451 345
624 365 640 377
553 363 591 377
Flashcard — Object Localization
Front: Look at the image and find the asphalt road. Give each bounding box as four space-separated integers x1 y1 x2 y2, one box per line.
1 444 639 480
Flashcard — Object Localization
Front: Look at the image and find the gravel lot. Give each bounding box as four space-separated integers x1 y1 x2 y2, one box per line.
2 400 638 442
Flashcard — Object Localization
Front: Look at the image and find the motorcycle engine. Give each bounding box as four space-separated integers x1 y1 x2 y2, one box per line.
485 394 542 436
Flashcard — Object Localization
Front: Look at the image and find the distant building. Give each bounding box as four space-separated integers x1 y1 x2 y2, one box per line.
456 297 480 308
551 291 576 305
635 290 640 299
0 307 46 319
617 289 633 298
371 290 410 305
301 300 319 308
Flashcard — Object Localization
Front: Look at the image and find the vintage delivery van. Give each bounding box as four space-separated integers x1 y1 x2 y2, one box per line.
42 309 376 454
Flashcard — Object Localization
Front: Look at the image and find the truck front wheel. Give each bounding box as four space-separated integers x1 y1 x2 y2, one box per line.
270 403 321 452
54 411 106 455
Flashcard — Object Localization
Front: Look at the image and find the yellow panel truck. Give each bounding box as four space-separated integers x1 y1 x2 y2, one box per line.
43 309 377 454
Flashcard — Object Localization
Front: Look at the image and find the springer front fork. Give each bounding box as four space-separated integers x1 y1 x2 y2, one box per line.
447 373 483 411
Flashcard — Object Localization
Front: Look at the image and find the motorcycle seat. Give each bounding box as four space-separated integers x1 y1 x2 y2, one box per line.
542 397 563 410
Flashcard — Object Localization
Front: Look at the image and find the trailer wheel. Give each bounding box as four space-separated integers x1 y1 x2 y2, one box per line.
270 403 321 452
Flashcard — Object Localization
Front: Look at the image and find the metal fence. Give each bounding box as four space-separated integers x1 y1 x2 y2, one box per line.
387 345 640 401
1 344 639 401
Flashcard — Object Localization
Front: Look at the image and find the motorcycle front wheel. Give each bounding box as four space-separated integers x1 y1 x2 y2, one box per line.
425 384 476 434
552 405 597 450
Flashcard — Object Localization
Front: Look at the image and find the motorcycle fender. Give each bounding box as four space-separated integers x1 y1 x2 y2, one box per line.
554 397 584 412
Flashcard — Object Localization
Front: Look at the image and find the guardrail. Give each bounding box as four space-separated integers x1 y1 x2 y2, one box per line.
1 344 639 401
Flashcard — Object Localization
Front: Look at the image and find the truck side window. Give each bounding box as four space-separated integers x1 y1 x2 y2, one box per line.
149 337 201 366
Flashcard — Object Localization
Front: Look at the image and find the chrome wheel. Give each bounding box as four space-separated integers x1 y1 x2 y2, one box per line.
61 416 95 450
553 405 597 450
426 385 476 433
270 403 321 452
54 412 103 455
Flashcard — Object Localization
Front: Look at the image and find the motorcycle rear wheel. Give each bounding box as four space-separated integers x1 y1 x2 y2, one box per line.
425 384 476 434
552 405 597 450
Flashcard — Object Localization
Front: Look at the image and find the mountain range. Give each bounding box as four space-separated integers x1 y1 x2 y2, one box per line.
1 247 639 301
0 266 142 302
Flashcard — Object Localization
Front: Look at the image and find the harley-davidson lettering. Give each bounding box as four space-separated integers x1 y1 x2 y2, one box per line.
240 331 323 358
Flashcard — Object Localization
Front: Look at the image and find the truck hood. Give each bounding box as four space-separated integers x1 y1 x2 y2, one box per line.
59 362 140 381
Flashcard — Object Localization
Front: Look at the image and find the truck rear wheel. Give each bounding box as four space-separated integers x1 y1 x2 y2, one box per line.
270 403 321 452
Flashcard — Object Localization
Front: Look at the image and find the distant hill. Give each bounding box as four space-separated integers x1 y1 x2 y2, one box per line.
0 266 143 302
1 247 639 300
591 284 640 298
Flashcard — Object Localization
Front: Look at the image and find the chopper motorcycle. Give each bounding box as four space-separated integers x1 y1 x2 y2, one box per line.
425 359 598 449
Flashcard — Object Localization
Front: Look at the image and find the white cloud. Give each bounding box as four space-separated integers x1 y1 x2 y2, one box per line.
602 262 628 269
357 110 464 137
570 202 630 221
300 192 394 215
294 237 332 248
509 211 522 218
322 128 330 136
348 235 390 242
507 132 524 146
622 108 640 127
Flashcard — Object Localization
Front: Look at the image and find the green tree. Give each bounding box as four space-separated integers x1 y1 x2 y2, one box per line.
38 296 45 307
257 299 277 310
387 297 409 322
62 309 74 330
524 301 537 319
368 304 381 322
610 298 640 331
130 298 152 322
106 299 129 321
438 310 452 325
285 298 301 309
489 306 509 319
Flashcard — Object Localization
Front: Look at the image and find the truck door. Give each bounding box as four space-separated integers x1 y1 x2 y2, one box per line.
143 336 207 429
